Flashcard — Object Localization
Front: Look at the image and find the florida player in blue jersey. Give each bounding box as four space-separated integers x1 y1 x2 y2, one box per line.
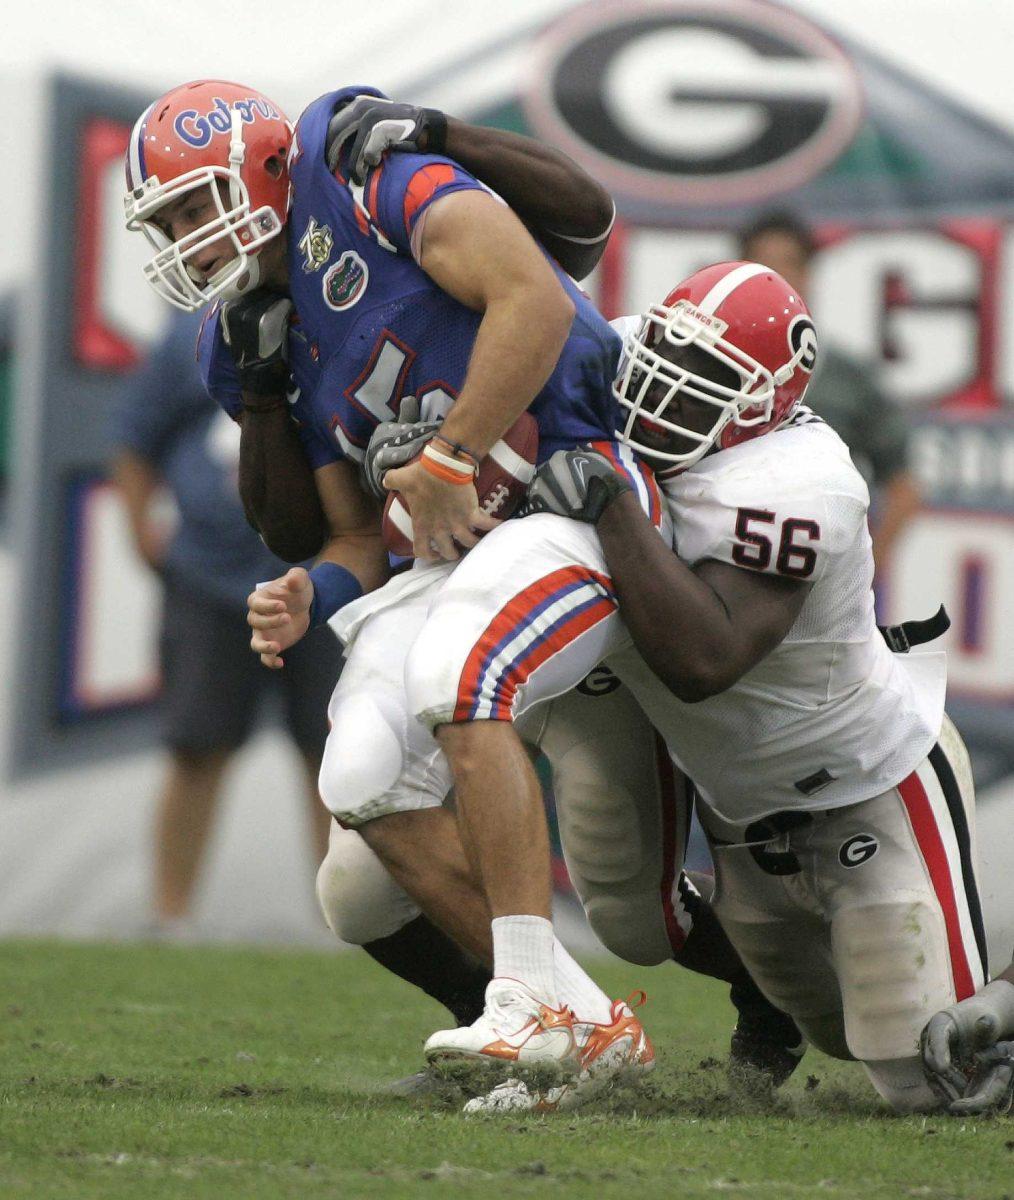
124 82 796 1098
125 76 665 1077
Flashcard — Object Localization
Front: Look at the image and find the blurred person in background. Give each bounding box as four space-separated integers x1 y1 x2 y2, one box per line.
740 212 921 579
0 293 13 509
110 311 341 939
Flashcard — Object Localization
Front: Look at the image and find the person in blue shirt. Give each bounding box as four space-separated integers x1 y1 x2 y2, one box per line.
110 311 341 936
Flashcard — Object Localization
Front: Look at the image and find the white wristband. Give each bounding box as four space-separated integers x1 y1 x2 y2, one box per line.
422 442 476 477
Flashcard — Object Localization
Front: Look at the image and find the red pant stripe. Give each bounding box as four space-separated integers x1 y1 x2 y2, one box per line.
898 768 976 1001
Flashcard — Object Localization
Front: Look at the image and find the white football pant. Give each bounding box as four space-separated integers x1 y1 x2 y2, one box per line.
699 715 987 1112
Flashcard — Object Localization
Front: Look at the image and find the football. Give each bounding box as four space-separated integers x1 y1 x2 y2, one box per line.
382 412 539 557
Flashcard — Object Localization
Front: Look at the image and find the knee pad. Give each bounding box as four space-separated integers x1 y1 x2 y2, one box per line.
317 692 414 827
582 890 673 966
833 899 954 1063
864 1057 941 1114
315 825 420 945
712 903 850 1058
558 780 673 966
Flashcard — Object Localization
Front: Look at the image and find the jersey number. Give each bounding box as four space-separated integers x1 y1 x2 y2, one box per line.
732 508 820 579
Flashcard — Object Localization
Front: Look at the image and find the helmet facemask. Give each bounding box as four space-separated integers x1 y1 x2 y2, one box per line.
124 107 285 312
614 301 777 468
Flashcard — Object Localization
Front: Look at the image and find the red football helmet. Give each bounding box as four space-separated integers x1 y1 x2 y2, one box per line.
123 80 293 311
614 261 818 469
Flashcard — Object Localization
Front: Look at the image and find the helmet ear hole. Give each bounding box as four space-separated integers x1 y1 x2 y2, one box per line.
264 155 283 179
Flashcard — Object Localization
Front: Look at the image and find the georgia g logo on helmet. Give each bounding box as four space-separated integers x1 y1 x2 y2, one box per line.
788 314 818 375
123 79 293 313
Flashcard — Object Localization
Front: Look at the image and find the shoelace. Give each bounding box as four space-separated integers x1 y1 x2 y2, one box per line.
486 986 572 1038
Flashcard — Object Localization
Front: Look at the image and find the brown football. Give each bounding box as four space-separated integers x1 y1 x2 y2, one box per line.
382 412 539 557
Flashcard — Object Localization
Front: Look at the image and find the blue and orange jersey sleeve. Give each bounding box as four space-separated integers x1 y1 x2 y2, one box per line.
361 152 490 258
196 305 243 419
287 336 341 471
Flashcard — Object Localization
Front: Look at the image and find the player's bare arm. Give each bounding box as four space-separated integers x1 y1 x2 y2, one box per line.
384 190 576 560
327 97 614 280
440 120 614 280
110 449 169 572
235 407 328 562
597 493 809 700
525 448 809 700
248 458 388 668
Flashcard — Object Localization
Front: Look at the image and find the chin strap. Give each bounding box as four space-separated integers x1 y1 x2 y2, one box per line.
227 107 246 212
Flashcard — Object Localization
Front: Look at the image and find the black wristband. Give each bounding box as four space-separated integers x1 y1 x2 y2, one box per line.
424 109 449 156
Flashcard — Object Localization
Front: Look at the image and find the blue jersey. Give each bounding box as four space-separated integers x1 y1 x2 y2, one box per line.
199 86 623 470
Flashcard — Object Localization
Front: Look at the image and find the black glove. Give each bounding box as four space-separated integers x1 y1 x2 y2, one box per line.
326 96 449 185
220 290 293 405
362 397 442 499
523 448 632 524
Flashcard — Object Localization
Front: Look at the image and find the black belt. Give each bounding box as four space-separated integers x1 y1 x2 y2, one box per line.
878 605 950 654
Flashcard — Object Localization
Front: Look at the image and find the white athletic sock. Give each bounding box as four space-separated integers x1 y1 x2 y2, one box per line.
553 939 614 1024
491 915 558 1007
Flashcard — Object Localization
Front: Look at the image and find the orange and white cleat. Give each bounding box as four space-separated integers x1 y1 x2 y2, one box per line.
424 978 578 1068
463 992 654 1114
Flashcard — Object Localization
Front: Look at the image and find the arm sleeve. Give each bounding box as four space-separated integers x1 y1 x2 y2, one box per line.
290 381 341 470
362 152 490 259
196 303 338 469
110 316 206 466
282 332 340 471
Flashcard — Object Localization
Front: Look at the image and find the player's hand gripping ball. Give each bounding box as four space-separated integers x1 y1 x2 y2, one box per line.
380 413 539 558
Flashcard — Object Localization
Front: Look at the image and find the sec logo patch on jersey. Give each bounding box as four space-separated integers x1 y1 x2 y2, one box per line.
299 217 334 273
323 251 369 311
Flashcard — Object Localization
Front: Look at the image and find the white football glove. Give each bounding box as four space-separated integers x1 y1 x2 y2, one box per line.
951 1041 1014 1115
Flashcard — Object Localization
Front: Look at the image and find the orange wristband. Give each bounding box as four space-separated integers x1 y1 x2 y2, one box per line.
420 442 477 485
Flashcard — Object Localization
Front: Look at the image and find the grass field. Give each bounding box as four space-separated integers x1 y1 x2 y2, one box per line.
1 939 1011 1199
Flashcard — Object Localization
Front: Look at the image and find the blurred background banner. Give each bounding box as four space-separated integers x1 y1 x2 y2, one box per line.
1 0 1011 941
11 0 1011 785
8 75 163 780
410 0 1014 771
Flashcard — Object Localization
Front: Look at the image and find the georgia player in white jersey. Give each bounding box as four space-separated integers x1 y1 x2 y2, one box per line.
525 260 990 1113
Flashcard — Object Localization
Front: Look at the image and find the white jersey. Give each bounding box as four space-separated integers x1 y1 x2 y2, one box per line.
612 415 946 827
